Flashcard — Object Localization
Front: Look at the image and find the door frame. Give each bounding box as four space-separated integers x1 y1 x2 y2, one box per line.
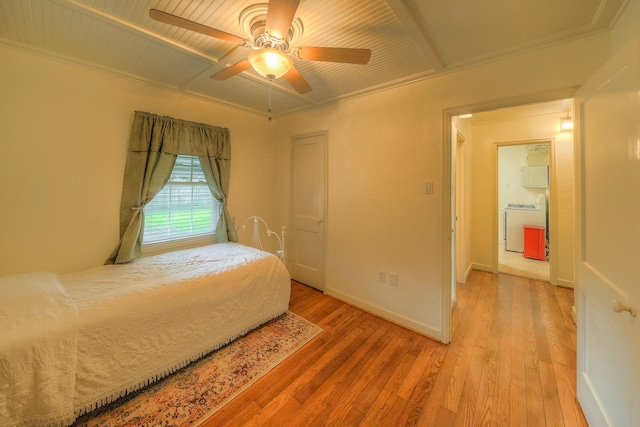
454 131 467 286
289 130 328 292
442 89 575 344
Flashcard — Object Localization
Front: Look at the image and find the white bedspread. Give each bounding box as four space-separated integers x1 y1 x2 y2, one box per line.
0 243 290 426
0 272 78 427
60 242 290 417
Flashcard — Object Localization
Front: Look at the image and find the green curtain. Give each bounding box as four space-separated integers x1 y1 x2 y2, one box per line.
106 111 235 264
199 155 238 243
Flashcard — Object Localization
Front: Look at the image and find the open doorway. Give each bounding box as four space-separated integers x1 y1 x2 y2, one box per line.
450 98 574 290
445 98 575 344
497 141 550 281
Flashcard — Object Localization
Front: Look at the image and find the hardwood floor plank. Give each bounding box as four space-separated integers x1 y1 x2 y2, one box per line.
452 344 486 427
520 280 542 369
396 341 438 401
352 329 411 415
250 335 327 408
323 337 406 425
403 344 449 427
471 334 499 427
292 325 371 403
525 365 546 427
435 407 457 425
495 331 513 427
241 327 366 425
252 399 302 427
358 352 414 425
491 275 514 336
535 284 566 361
552 360 589 427
452 272 482 335
445 272 497 413
540 360 565 427
509 344 528 427
443 344 471 412
287 321 396 425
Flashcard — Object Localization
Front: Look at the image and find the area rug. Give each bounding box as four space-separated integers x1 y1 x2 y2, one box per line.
73 312 322 427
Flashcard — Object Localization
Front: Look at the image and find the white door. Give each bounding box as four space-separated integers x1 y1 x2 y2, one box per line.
575 33 640 427
291 133 326 291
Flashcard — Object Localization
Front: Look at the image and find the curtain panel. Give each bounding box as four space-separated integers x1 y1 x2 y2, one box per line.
107 111 237 264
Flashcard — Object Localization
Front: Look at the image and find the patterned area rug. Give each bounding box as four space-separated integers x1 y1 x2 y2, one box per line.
74 312 322 427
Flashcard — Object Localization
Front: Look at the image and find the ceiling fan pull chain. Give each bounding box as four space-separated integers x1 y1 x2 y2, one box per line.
268 77 273 121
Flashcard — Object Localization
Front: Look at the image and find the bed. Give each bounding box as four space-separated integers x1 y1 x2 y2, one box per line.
0 218 290 427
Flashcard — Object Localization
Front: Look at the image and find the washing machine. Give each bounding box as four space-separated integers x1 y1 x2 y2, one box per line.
504 197 546 253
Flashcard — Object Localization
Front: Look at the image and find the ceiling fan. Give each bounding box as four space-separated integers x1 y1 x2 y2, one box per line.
149 0 372 95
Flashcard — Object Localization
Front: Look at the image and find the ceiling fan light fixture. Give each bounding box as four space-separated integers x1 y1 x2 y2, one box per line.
248 49 293 79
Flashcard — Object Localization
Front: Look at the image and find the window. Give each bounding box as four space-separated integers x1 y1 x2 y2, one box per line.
143 155 220 249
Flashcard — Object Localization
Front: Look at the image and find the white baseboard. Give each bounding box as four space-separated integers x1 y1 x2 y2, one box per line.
464 264 473 282
556 278 575 289
471 263 494 273
325 287 441 341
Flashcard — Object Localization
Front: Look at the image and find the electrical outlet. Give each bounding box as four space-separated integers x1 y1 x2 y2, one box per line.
390 272 399 287
378 270 386 283
424 181 433 194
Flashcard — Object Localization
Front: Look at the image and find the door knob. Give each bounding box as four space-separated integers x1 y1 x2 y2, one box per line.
612 300 637 317
316 217 324 224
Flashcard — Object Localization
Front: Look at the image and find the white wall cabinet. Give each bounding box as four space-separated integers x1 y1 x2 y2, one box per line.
520 165 549 188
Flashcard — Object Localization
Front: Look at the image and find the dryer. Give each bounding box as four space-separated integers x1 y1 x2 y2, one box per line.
504 200 546 252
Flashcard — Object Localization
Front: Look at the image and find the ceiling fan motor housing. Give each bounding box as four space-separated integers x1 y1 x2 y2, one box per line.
253 32 290 51
240 3 304 50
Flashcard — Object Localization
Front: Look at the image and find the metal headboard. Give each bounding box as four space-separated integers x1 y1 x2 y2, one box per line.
240 216 286 261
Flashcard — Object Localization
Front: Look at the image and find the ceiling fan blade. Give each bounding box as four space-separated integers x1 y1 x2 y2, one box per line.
149 9 246 45
284 66 312 94
210 59 252 80
296 47 372 64
265 0 300 40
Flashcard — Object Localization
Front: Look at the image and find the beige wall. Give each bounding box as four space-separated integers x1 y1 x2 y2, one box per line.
0 24 621 340
274 33 610 338
0 46 276 276
468 114 575 287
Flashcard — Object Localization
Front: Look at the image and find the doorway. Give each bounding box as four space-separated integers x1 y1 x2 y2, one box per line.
450 98 573 291
445 98 575 343
497 142 551 281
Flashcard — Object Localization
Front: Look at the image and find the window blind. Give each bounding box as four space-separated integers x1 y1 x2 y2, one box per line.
143 155 220 244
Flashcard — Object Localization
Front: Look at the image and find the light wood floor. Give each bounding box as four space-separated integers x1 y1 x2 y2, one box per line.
202 272 587 426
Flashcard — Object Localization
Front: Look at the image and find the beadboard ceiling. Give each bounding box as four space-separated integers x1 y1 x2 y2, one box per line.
0 0 629 115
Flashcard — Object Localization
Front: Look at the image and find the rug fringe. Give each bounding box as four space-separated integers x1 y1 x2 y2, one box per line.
73 310 288 419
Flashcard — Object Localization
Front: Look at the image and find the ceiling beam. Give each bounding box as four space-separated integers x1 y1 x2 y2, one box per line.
385 0 444 71
60 0 221 63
